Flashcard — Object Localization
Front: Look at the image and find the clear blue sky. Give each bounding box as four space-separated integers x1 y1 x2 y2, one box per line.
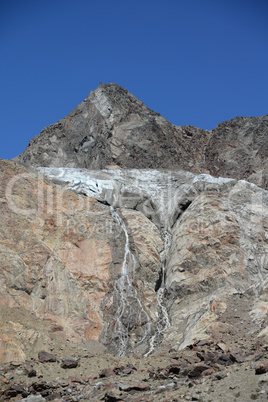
1 0 268 159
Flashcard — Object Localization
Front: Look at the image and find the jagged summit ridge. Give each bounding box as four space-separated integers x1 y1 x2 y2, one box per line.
17 83 268 188
16 82 210 171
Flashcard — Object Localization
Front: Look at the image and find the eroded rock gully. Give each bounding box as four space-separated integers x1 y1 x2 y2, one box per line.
1 83 268 400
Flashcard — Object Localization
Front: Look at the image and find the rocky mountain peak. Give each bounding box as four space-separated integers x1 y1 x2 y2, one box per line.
83 83 145 122
1 85 268 399
16 83 268 188
16 82 210 172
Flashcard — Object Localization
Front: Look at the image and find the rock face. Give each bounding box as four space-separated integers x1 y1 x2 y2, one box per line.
0 160 161 362
165 179 268 350
31 166 268 354
205 115 268 189
17 83 210 173
1 84 268 370
17 83 268 189
1 158 268 365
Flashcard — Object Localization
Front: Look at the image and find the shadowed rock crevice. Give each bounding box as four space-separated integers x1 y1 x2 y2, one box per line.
154 270 163 292
170 199 193 229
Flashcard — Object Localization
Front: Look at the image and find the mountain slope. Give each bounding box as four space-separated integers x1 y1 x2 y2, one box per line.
17 83 210 172
1 85 268 400
206 115 268 189
17 83 268 188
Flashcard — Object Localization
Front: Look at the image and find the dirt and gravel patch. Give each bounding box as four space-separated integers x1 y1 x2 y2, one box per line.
1 336 268 401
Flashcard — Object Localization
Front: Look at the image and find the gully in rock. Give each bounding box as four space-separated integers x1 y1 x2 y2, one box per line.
145 231 171 357
109 207 152 356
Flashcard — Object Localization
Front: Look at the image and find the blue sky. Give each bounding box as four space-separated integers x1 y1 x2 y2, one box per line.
1 0 268 159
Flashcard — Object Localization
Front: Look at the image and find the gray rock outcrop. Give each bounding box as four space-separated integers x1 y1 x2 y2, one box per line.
16 83 268 189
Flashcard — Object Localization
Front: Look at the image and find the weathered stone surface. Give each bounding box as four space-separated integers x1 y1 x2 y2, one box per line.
2 158 268 362
0 160 114 362
16 83 210 174
104 389 124 401
255 361 268 375
16 83 268 190
164 179 268 350
205 115 268 189
2 157 268 363
188 364 211 378
119 381 150 392
38 351 57 363
27 369 37 378
99 368 115 378
60 357 79 369
0 160 160 362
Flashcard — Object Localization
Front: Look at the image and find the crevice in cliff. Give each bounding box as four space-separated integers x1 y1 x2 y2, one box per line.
96 199 111 206
171 199 193 228
179 199 192 213
145 231 171 357
155 270 164 292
